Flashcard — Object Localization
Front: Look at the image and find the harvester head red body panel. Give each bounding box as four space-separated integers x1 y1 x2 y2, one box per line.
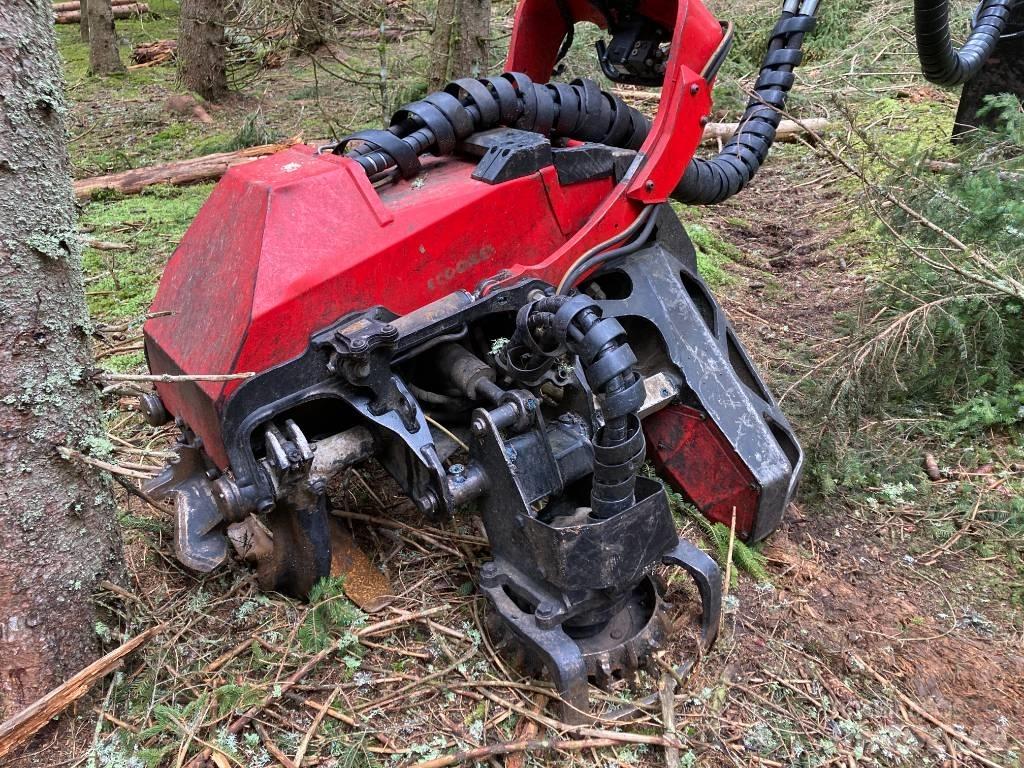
146 149 616 466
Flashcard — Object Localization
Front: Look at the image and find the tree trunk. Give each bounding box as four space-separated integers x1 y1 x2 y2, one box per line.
427 0 491 89
0 1 122 720
86 0 124 74
80 0 89 41
178 0 228 102
296 0 333 52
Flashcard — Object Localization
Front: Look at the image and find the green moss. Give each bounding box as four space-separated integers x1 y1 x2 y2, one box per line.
104 350 147 372
687 222 740 289
80 183 213 320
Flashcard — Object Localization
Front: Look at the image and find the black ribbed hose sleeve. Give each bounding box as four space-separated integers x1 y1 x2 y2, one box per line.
514 295 647 519
673 0 819 204
914 0 1015 86
335 72 650 180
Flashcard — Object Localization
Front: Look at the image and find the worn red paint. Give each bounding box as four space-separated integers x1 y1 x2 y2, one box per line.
644 405 760 539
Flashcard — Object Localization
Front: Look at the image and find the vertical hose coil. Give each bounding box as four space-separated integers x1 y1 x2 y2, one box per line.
513 295 647 519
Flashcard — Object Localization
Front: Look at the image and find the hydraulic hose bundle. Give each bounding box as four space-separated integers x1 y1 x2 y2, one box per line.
513 294 646 519
336 0 823 206
335 74 650 180
914 0 1016 86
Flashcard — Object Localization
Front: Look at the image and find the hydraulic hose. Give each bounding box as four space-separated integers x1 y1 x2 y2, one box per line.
338 0 822 203
914 0 1016 86
513 295 647 519
673 0 820 204
335 73 650 180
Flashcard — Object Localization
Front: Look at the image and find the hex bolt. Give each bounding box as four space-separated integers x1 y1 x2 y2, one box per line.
138 392 170 427
449 463 466 484
480 562 498 582
471 417 487 436
351 338 368 352
535 602 555 620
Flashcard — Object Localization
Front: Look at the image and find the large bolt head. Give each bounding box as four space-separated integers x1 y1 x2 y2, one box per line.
479 561 499 586
138 393 170 427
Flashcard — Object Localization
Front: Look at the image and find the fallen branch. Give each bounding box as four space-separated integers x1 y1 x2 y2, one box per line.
926 159 1022 184
57 446 158 480
411 738 622 768
0 624 164 759
73 139 300 200
95 371 255 383
607 92 829 143
55 2 148 23
86 238 132 252
700 117 829 145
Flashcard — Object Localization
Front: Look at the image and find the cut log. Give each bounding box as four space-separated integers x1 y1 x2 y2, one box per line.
52 0 137 11
699 117 829 144
74 139 300 200
55 2 148 23
0 624 164 760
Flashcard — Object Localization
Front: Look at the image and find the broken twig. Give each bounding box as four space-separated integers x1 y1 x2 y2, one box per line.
0 624 164 759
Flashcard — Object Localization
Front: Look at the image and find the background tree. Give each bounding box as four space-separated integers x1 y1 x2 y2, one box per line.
80 0 89 41
427 0 491 89
86 0 125 74
0 1 122 716
297 0 333 52
179 0 228 101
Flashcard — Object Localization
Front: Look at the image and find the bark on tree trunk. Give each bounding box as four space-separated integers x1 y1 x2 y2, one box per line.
86 0 125 74
178 0 228 102
80 0 90 41
296 0 333 52
427 0 491 89
0 1 122 719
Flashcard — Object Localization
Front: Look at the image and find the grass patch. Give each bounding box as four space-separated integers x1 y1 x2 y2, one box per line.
81 183 213 321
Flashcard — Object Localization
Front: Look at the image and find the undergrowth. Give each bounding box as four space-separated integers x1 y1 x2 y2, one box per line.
812 96 1024 534
657 473 771 584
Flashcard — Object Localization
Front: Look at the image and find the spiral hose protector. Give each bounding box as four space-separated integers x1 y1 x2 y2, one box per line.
914 0 1015 86
336 72 651 179
673 3 819 204
514 295 647 519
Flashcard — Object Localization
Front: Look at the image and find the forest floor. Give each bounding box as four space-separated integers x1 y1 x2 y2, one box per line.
16 1 1024 767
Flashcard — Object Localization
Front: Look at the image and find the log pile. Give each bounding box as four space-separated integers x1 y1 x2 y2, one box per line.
131 39 177 68
54 0 149 24
53 0 137 10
